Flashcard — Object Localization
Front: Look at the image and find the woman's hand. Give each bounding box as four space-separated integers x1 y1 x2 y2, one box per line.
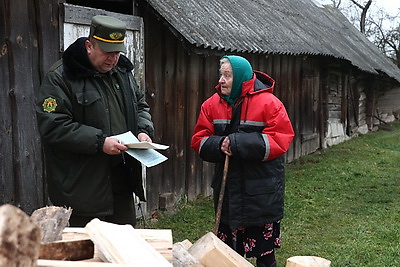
221 136 232 156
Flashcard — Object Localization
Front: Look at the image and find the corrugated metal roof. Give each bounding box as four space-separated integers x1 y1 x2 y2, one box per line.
145 0 400 83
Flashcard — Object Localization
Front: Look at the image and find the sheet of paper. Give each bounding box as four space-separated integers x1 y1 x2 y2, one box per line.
125 148 168 168
112 131 169 167
112 131 169 150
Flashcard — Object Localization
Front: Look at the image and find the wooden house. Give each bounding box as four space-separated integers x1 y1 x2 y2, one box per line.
1 0 400 216
136 0 400 213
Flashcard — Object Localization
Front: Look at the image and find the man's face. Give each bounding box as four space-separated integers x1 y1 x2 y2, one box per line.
85 40 120 73
219 62 233 96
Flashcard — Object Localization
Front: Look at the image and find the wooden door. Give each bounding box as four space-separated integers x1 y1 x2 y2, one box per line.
299 58 321 156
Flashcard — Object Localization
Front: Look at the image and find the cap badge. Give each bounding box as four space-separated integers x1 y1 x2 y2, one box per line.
42 97 57 113
109 32 123 40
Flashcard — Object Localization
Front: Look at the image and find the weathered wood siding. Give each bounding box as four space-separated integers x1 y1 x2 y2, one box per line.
0 0 60 213
376 86 400 123
320 61 377 147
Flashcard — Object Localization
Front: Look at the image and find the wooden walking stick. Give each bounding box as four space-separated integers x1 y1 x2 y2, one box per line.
213 154 230 235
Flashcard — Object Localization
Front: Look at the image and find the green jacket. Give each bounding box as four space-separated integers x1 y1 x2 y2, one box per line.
36 37 154 216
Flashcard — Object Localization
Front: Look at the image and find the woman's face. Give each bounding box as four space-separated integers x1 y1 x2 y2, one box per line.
86 39 121 73
219 62 233 96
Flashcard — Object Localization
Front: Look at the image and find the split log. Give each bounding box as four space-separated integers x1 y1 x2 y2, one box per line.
0 204 42 267
179 239 193 250
133 229 173 263
31 206 72 243
85 218 172 266
188 232 253 267
173 240 203 267
286 256 331 267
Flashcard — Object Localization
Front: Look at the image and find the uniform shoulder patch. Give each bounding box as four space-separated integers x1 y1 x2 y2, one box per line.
42 97 58 113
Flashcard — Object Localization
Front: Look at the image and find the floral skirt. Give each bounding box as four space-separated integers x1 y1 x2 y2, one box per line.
217 221 281 258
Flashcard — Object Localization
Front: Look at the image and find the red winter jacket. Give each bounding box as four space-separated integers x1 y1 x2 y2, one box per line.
191 70 294 228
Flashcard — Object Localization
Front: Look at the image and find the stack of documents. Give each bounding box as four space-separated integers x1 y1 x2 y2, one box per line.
112 131 169 167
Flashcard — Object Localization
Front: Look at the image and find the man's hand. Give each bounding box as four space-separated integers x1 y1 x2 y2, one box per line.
103 137 128 155
138 133 152 143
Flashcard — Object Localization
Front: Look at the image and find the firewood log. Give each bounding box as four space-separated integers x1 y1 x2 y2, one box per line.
0 204 41 267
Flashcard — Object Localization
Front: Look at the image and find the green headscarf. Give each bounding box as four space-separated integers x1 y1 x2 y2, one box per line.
222 55 253 106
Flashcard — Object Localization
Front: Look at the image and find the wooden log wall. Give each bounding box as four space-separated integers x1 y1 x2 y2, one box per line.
143 19 218 207
0 0 60 213
376 86 400 120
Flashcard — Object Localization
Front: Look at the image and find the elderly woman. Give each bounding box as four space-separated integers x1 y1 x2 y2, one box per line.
191 55 294 267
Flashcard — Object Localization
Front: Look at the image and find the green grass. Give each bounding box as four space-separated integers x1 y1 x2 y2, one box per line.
143 121 400 266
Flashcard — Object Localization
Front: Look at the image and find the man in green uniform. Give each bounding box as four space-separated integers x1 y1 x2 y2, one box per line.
36 15 154 227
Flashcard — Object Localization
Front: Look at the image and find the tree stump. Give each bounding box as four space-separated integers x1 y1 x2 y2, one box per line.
38 230 94 261
0 204 42 267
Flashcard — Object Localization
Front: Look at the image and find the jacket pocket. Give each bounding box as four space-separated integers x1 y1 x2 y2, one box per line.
74 91 104 127
75 91 101 106
245 178 276 195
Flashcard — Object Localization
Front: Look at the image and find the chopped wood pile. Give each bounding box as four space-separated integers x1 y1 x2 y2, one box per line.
0 204 331 267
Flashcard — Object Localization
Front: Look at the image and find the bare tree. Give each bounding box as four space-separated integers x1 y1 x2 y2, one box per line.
327 0 400 66
367 10 400 67
332 0 342 8
384 28 400 67
349 0 372 33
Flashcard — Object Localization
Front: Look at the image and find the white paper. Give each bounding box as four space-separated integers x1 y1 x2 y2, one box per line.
112 131 169 150
125 148 168 168
112 131 169 167
126 142 169 150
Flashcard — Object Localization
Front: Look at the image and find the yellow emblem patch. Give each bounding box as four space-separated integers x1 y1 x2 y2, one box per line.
42 97 57 113
109 32 123 40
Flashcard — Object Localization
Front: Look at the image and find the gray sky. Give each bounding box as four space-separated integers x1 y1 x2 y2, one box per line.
317 0 400 29
317 0 400 15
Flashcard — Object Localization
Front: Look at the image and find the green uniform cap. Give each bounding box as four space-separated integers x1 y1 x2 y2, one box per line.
89 15 127 53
